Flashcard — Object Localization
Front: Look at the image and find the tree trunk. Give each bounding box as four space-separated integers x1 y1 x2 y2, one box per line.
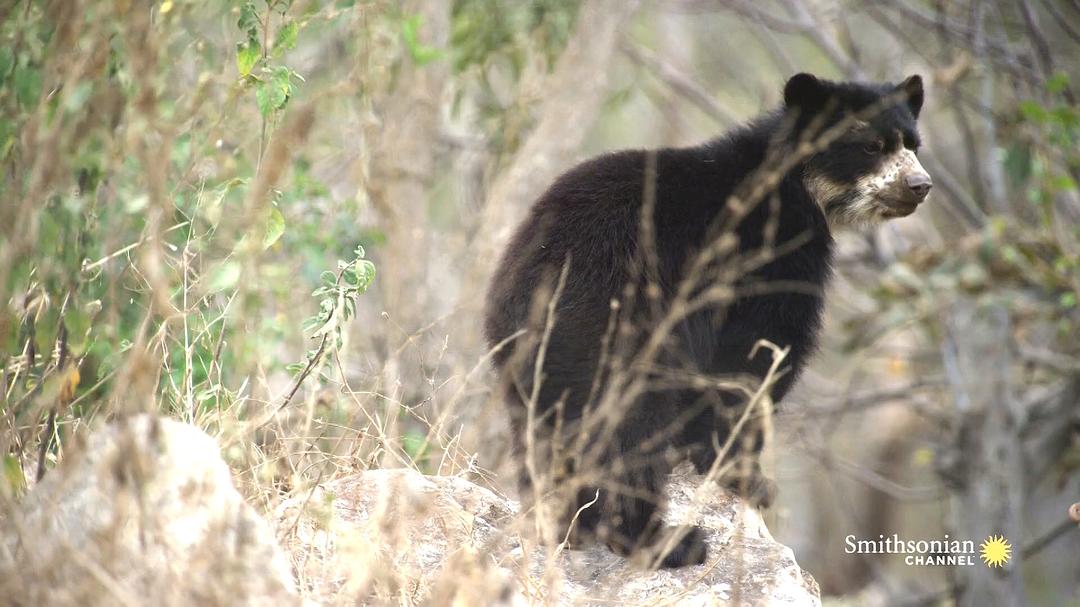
368 0 450 326
942 301 1025 606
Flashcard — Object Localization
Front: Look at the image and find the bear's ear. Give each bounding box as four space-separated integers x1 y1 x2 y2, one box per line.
784 73 829 111
897 74 924 118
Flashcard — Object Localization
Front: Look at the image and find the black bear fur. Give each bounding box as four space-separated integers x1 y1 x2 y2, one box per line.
484 73 926 568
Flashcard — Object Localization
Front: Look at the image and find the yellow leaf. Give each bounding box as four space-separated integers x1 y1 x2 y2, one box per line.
59 366 80 406
887 357 908 376
160 0 174 14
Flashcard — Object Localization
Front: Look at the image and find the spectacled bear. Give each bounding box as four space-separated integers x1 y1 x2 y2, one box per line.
484 73 931 568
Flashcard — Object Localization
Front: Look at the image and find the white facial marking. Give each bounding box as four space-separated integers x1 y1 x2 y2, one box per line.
858 148 922 197
808 147 930 229
834 189 879 227
805 174 846 209
843 148 929 224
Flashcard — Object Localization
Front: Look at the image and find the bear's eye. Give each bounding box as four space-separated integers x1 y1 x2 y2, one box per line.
863 139 885 155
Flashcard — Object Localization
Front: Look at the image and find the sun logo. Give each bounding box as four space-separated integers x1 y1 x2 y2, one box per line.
980 535 1012 568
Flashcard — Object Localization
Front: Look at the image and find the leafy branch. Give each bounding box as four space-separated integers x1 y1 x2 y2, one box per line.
260 246 375 427
236 0 303 171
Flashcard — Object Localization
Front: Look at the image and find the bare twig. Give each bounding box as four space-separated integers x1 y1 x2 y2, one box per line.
1022 516 1078 559
620 39 740 126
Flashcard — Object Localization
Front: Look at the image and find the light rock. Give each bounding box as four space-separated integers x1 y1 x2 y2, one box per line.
0 415 299 607
276 468 522 605
275 466 820 606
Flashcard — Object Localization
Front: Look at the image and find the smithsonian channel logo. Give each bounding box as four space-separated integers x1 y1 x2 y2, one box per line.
845 533 1012 567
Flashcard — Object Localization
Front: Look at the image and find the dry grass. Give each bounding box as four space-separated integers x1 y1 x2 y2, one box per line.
2 1 1078 605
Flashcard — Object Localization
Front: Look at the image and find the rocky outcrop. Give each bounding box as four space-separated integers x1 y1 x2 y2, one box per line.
0 415 299 607
1 415 819 606
276 467 821 606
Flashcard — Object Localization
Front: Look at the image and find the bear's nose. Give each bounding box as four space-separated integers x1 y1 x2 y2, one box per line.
906 173 932 200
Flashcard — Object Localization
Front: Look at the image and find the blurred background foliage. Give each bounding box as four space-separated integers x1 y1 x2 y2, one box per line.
0 0 1078 605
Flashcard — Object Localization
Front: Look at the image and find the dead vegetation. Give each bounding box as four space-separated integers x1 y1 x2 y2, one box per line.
1 1 1078 605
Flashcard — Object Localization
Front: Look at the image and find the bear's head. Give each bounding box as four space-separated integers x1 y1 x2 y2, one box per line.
783 73 931 227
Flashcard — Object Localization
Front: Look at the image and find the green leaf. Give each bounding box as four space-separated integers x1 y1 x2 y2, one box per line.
255 66 292 116
1001 245 1021 264
263 206 285 249
1050 174 1077 192
273 20 299 56
207 261 242 293
63 308 93 355
256 79 285 116
33 307 60 361
1002 143 1032 187
2 455 25 497
401 14 442 66
1047 72 1070 94
237 1 260 38
342 268 358 287
14 65 42 107
353 259 376 292
1018 100 1049 123
0 47 13 78
402 431 428 461
276 66 299 90
236 40 261 77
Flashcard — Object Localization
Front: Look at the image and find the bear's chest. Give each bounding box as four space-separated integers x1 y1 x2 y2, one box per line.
674 238 831 391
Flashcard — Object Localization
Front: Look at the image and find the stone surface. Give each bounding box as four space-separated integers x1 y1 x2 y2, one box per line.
0 415 299 607
0 413 818 606
275 468 523 605
275 466 821 606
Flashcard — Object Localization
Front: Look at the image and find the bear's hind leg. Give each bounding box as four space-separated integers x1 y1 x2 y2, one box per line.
596 461 707 568
588 412 708 569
